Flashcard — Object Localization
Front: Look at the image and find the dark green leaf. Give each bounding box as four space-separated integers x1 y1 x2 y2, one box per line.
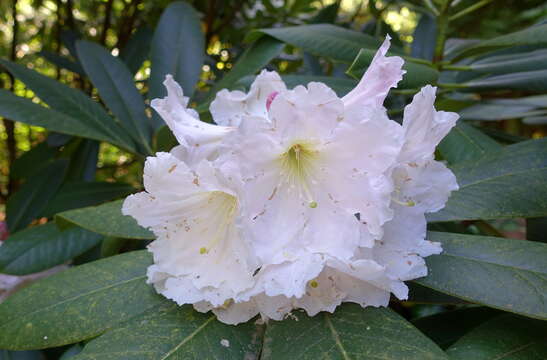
452 23 547 61
446 314 547 359
72 303 262 360
0 350 44 360
416 231 547 319
464 69 547 93
411 13 436 61
64 139 99 182
120 26 153 75
406 282 466 305
0 90 130 149
0 60 136 151
527 217 547 243
150 1 204 128
346 48 439 89
41 182 135 218
262 304 448 359
60 345 83 360
0 223 102 275
76 40 152 155
411 307 501 349
429 138 547 222
469 49 547 74
438 121 501 165
247 24 384 63
56 200 154 240
0 251 164 350
39 50 85 76
6 160 69 232
459 103 544 121
10 142 57 180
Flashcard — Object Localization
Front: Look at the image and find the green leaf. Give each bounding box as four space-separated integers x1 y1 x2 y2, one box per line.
446 314 547 359
411 14 436 61
0 90 130 150
0 60 136 151
0 350 44 360
41 182 135 218
416 231 547 320
247 24 383 63
72 303 262 360
150 0 204 127
56 200 154 240
0 251 164 350
527 217 547 243
6 160 69 232
205 36 285 102
429 138 547 222
261 304 448 359
459 103 545 121
411 307 501 349
0 223 102 275
10 142 57 180
452 23 547 61
76 40 152 155
120 26 153 75
346 48 439 89
39 50 85 76
64 139 99 182
469 49 547 74
464 69 547 93
438 121 501 165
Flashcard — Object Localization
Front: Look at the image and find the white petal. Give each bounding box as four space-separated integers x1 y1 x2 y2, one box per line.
401 85 459 162
210 70 287 127
151 75 233 162
212 301 259 325
342 36 405 112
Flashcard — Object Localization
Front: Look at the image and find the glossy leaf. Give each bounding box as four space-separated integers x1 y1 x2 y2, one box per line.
10 142 57 180
0 223 102 275
41 182 135 218
150 1 204 127
56 200 154 240
411 13 436 61
452 23 547 61
6 160 69 232
459 103 544 121
0 251 164 350
416 231 547 320
73 303 262 360
446 314 547 359
411 307 501 349
346 48 439 89
120 26 153 75
464 69 547 93
429 138 547 222
247 24 384 63
76 40 152 154
0 60 136 151
438 121 501 165
469 48 547 74
262 304 448 359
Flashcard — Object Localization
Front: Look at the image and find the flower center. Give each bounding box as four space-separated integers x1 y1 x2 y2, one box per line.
279 142 319 207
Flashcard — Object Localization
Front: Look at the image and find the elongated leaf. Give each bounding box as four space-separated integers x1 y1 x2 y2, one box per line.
416 232 547 319
247 24 384 63
438 121 501 165
209 36 284 96
56 200 154 240
120 26 153 75
11 142 57 180
262 304 447 359
72 303 262 360
411 307 501 349
0 251 164 350
0 350 44 360
464 69 547 93
446 314 547 359
39 50 85 76
6 160 69 232
346 48 439 89
76 41 152 154
0 60 136 151
459 103 544 121
469 49 547 74
0 90 128 149
64 139 99 182
0 223 102 275
429 138 547 222
150 1 204 123
412 13 436 61
41 182 135 218
453 23 547 61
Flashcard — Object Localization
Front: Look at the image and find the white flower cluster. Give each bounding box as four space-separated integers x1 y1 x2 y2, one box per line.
123 37 459 325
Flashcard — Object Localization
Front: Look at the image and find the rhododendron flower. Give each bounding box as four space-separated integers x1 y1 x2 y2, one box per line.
123 36 458 325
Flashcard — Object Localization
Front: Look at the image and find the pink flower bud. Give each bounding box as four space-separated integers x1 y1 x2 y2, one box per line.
266 91 279 111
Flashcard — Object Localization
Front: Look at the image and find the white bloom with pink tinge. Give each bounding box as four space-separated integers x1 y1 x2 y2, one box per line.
123 36 458 325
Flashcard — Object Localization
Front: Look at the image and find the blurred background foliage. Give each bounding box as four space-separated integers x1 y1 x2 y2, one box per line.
0 0 546 210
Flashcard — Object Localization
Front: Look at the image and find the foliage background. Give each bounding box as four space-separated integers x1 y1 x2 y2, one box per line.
0 0 546 359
